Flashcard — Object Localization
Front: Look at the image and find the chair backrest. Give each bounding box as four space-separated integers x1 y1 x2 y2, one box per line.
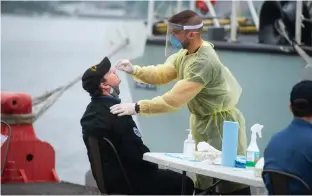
87 136 132 194
262 169 312 195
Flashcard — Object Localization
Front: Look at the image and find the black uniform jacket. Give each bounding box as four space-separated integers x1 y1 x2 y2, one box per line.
80 96 158 192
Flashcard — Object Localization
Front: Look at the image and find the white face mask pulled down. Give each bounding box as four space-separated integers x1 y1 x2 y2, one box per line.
109 86 120 98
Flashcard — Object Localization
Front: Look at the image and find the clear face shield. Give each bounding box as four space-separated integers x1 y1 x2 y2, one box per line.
165 22 204 56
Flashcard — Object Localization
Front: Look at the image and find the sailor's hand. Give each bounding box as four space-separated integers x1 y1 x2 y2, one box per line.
115 59 136 74
110 103 136 116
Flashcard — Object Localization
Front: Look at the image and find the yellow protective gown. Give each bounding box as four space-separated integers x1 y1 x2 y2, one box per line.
132 41 247 193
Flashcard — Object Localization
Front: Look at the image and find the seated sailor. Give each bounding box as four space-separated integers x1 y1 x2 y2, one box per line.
263 80 312 194
80 56 194 195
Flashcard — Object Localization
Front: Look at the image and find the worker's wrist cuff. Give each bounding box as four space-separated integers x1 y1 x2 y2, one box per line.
132 66 137 75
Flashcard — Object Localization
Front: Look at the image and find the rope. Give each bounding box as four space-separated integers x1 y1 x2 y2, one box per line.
275 19 312 68
1 38 130 125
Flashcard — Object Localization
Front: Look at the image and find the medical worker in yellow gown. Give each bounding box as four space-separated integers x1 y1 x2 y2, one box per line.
110 10 249 195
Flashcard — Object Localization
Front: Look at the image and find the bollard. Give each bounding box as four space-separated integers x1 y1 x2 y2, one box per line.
1 91 59 183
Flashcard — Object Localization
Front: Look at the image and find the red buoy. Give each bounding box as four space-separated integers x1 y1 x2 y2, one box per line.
1 91 59 183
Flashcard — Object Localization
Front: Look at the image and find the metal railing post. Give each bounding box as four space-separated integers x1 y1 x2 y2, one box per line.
246 0 259 30
230 0 239 42
205 0 220 27
147 0 155 37
295 0 303 44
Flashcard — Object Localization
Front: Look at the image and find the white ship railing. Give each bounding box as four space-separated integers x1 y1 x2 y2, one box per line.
147 0 155 36
295 0 303 45
205 0 220 27
146 0 306 44
230 0 239 42
247 0 259 30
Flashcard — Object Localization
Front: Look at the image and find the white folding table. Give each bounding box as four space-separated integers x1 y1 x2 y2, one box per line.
143 152 265 194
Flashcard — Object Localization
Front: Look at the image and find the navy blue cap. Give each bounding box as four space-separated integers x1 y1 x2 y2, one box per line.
82 57 111 94
290 80 312 109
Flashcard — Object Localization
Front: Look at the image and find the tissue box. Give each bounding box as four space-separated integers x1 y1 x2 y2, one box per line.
194 151 221 162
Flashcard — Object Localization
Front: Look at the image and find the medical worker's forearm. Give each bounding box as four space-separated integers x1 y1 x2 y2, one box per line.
132 64 177 85
137 96 177 115
137 80 204 115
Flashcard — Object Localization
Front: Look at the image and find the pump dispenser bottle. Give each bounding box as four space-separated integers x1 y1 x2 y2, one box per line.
183 129 195 159
246 123 264 168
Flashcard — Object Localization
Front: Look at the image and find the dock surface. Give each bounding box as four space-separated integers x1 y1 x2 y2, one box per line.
1 181 101 195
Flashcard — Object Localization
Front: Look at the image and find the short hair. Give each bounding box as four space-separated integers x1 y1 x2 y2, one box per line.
90 77 106 97
291 99 312 117
169 10 199 24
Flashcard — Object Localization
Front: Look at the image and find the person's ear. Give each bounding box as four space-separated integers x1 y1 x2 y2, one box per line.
99 82 109 90
289 103 293 113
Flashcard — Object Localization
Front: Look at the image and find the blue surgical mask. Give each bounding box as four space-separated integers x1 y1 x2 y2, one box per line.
170 34 183 49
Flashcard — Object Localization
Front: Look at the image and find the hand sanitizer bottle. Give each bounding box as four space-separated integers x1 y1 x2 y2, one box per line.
183 129 195 159
246 124 263 168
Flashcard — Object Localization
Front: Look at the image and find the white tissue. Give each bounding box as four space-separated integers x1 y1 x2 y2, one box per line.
197 141 220 154
212 156 222 165
255 157 264 169
194 142 221 162
255 157 264 177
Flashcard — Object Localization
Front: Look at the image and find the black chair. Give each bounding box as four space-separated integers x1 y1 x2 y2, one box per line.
262 169 312 195
87 136 132 195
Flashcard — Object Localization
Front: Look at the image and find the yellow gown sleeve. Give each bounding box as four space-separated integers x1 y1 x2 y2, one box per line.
132 53 178 85
137 80 204 115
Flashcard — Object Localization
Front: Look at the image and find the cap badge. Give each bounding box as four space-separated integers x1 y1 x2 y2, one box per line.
90 65 97 71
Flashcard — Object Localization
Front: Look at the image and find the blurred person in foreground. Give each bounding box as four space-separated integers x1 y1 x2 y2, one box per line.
80 56 194 195
110 10 249 195
263 80 312 195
